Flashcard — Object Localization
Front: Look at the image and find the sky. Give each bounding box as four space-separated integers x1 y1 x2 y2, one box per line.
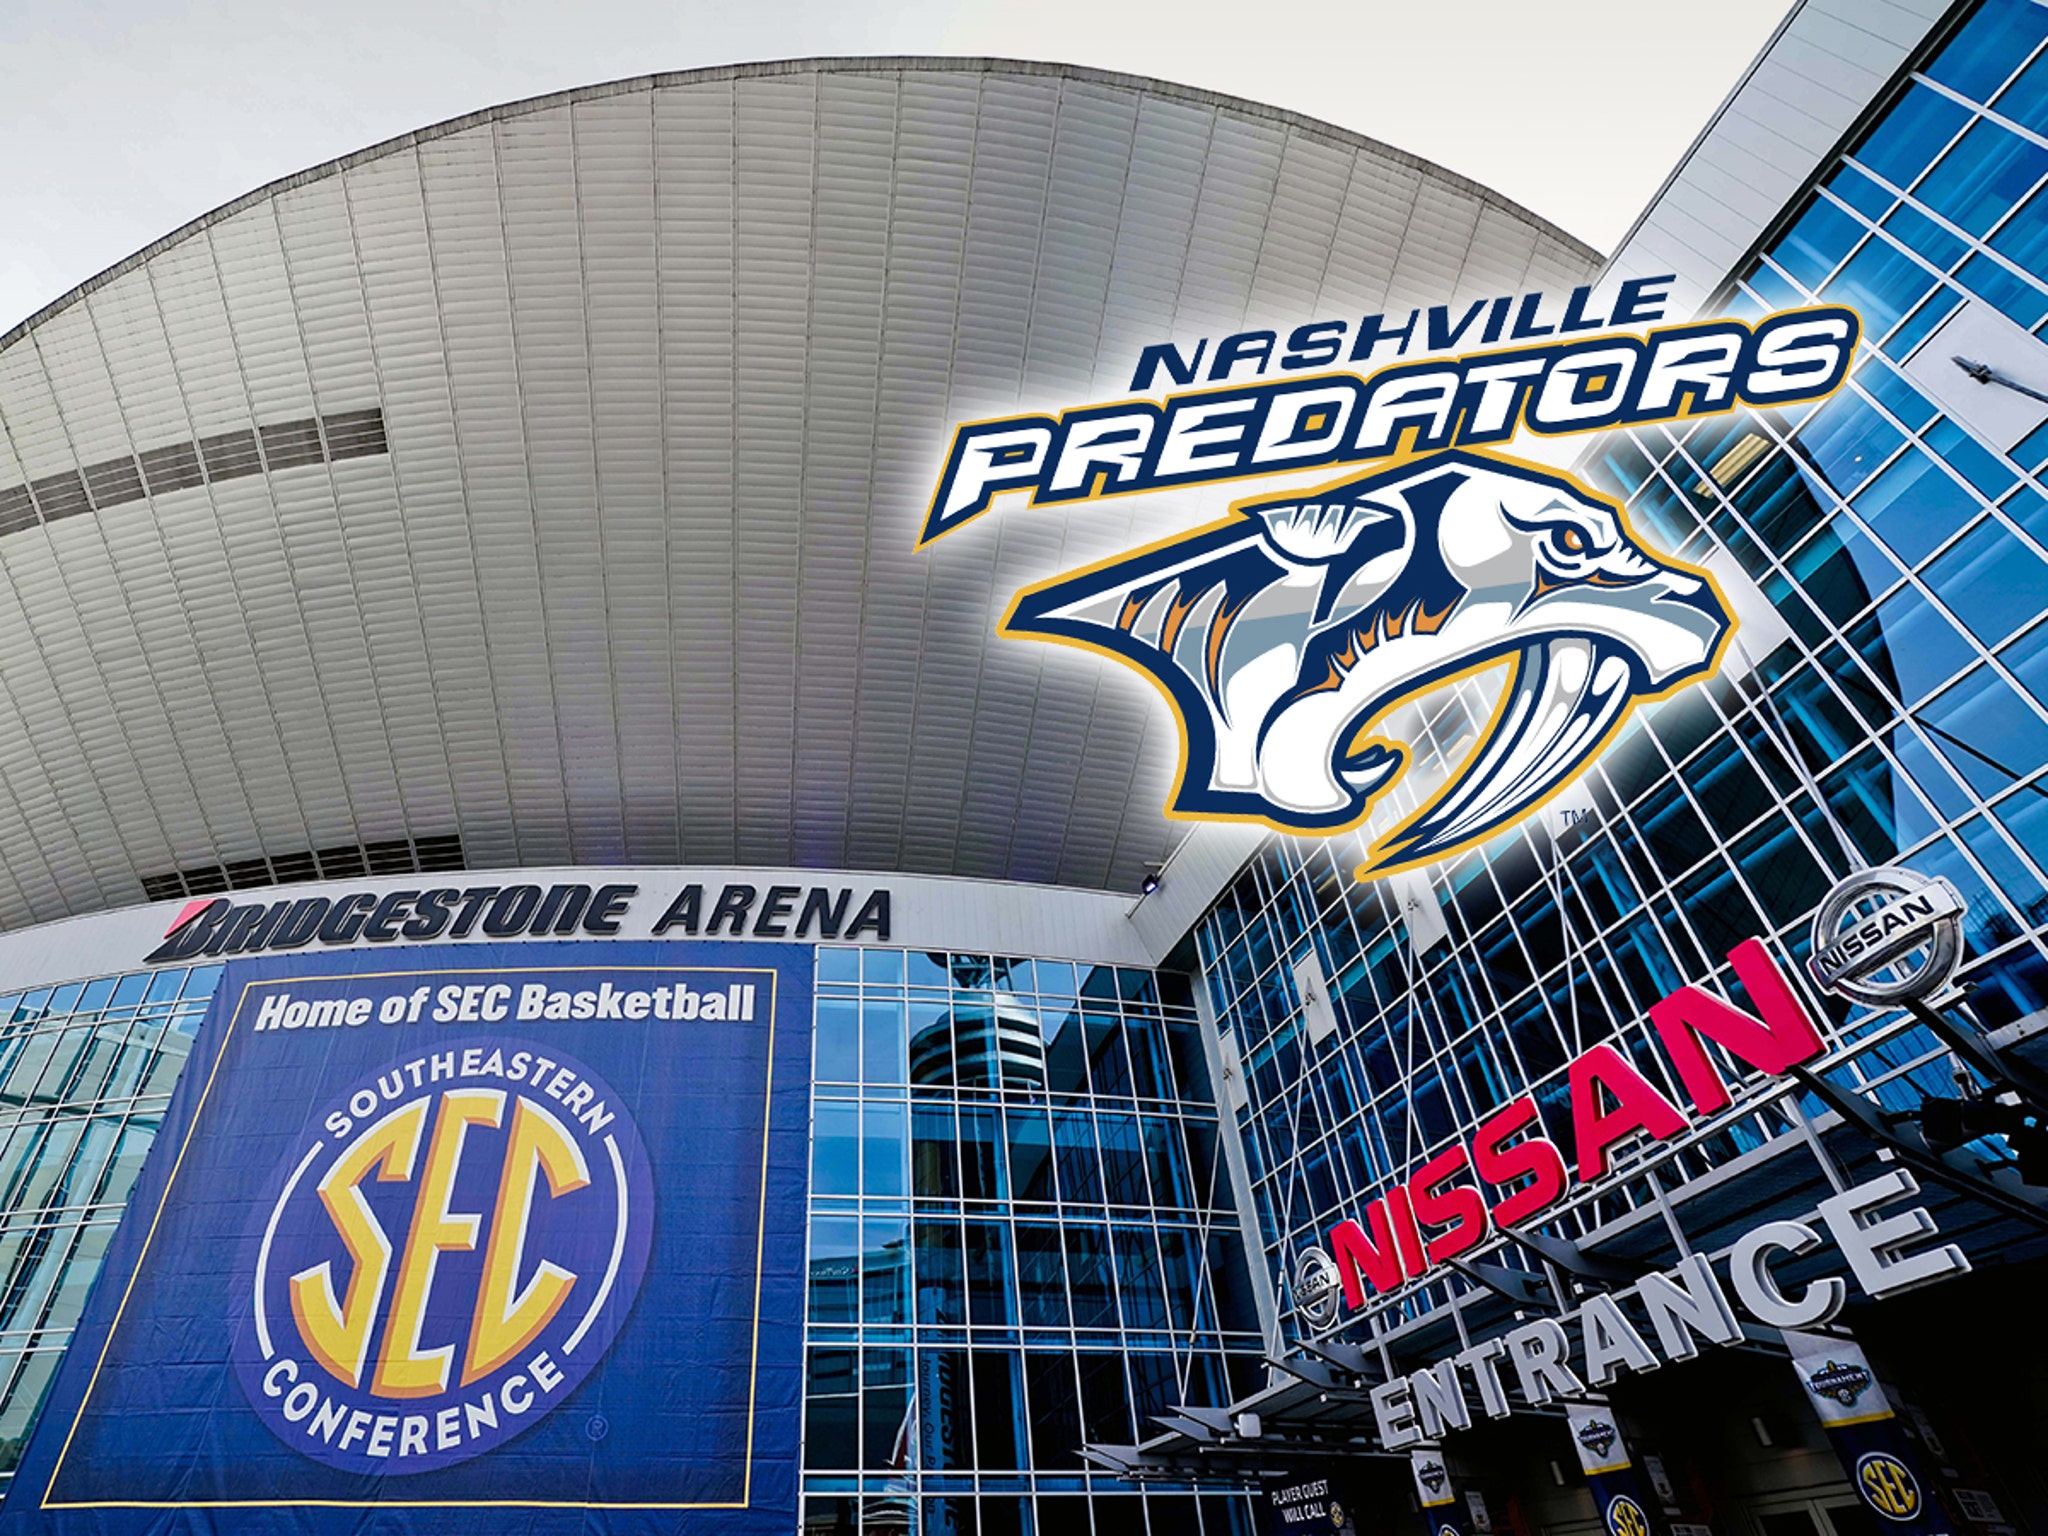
0 0 1794 334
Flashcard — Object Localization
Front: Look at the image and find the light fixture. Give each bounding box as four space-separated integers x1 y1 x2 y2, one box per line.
1140 864 1165 896
1234 1411 1262 1439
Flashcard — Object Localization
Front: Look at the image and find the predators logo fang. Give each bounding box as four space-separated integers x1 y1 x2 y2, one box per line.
1002 448 1733 876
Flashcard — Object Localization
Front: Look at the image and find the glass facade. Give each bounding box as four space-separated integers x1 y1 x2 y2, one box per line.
0 965 217 1475
803 947 1261 1536
1197 0 2048 1353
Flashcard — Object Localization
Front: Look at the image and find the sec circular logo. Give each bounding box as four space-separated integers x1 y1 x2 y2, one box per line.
1605 1494 1651 1536
233 1038 653 1474
1856 1451 1923 1522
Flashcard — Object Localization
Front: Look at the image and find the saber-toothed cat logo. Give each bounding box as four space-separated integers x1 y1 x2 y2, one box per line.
1005 450 1730 874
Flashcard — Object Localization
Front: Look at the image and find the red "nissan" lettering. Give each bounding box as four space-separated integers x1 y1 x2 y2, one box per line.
1327 938 1822 1308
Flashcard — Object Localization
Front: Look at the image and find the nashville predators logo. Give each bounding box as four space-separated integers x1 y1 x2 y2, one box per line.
1857 1452 1923 1522
1002 449 1732 876
234 1041 652 1474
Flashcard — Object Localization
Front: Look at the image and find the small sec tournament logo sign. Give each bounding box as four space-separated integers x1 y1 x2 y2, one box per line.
1856 1451 1923 1522
1605 1494 1651 1536
1805 1358 1874 1407
234 1039 653 1474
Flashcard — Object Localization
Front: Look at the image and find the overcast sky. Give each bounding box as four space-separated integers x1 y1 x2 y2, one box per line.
0 0 1794 334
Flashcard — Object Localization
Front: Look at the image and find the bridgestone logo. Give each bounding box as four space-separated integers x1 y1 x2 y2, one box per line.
147 880 890 963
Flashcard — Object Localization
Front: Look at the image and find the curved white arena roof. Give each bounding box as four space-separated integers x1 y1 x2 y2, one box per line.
0 57 1599 928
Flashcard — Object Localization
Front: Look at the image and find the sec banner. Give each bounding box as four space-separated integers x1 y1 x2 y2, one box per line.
0 941 813 1533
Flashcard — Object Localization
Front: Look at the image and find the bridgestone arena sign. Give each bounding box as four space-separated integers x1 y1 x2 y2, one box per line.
146 881 894 963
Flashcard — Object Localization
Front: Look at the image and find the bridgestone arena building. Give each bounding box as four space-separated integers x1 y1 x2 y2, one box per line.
3 5 2048 1536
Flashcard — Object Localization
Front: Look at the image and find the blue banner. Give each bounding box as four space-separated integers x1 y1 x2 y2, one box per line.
0 941 813 1533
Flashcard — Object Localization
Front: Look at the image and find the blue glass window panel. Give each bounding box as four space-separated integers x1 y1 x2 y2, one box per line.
1970 945 2048 1030
1998 43 2048 134
1015 1224 1069 1326
1826 516 1907 611
1629 470 1696 548
915 1220 965 1325
1829 161 1896 220
1993 785 2048 890
1006 1105 1056 1201
1140 1116 1190 1209
863 1099 908 1197
1586 436 1653 501
144 970 185 1003
1795 388 1904 497
965 1222 1016 1326
1036 961 1078 998
813 1100 860 1195
1053 1111 1105 1204
1926 119 2048 236
1164 1017 1213 1101
1883 201 1968 270
817 947 860 983
2005 486 2048 546
1960 813 2048 921
1745 261 1805 311
1992 180 2048 280
111 973 151 1008
1925 416 2019 499
1905 836 2026 956
1887 718 1978 818
1858 360 1940 432
809 1215 861 1323
1937 0 2048 100
183 965 223 999
1112 1227 1169 1329
1854 83 1973 189
863 1220 910 1325
2011 420 2048 473
907 950 950 987
1772 197 1868 289
1122 1013 1166 1100
1956 252 2048 326
913 1101 959 1199
961 1105 1007 1201
1097 1114 1146 1212
1064 1225 1117 1328
1823 234 1939 336
1821 745 1940 862
909 1000 949 1083
1922 663 2048 794
2003 615 2048 711
864 1376 915 1473
862 947 904 985
816 998 860 1082
1856 590 1978 705
1856 448 1982 564
953 997 996 1087
1886 285 1965 361
1737 451 1831 555
972 1353 1027 1469
1924 515 2048 644
863 998 907 1083
78 977 117 1012
1734 816 1832 930
803 1353 857 1469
